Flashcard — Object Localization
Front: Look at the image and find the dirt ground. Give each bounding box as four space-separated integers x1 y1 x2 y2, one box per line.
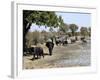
23 40 91 69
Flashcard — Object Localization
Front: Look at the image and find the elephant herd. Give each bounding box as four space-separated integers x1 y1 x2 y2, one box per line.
24 41 54 60
24 36 87 60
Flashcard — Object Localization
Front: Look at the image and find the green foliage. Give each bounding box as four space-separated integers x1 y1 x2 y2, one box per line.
88 27 91 37
58 16 64 27
23 10 65 50
23 10 63 28
59 23 69 34
69 24 78 36
80 27 88 37
49 28 54 32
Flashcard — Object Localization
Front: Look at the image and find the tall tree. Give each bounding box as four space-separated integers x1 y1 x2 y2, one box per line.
80 27 88 37
88 27 91 37
23 10 64 51
69 24 78 36
59 23 69 34
23 10 63 34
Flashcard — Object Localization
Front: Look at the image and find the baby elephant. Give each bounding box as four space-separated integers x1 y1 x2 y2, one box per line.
30 47 44 60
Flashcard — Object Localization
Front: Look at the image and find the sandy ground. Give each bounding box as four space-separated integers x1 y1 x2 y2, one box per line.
23 40 91 69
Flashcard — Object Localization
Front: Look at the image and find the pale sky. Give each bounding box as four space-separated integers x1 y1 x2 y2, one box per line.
56 12 91 31
29 12 91 32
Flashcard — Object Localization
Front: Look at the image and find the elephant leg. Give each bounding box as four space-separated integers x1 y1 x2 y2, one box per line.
49 48 52 56
32 53 35 60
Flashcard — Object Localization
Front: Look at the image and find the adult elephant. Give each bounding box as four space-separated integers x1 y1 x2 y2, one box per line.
29 47 44 60
62 40 68 46
46 39 54 56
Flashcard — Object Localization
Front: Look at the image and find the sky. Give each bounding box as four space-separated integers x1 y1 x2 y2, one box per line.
29 12 91 32
56 12 91 31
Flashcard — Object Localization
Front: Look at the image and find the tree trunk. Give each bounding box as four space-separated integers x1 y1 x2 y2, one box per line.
23 19 32 53
72 31 74 36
